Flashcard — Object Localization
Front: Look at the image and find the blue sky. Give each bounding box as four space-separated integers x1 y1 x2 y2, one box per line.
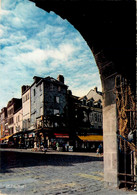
0 0 101 110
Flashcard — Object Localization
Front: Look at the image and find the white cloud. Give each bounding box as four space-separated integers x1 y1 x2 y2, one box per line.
0 0 101 110
0 10 11 15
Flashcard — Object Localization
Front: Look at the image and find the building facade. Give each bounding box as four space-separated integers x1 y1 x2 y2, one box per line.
78 87 103 135
29 75 68 149
30 76 44 130
69 87 103 151
30 75 68 130
0 107 7 138
7 98 22 135
14 107 23 134
22 86 31 131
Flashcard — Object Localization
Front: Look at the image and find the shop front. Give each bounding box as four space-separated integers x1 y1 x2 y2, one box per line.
76 134 103 152
24 132 35 148
50 133 70 151
0 134 13 147
34 127 53 149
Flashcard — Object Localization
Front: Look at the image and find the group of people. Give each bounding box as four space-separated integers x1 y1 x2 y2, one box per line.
34 142 47 152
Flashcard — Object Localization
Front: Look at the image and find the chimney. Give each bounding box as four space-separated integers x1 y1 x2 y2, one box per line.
67 90 72 96
33 76 42 83
57 75 64 84
21 85 30 94
94 87 98 92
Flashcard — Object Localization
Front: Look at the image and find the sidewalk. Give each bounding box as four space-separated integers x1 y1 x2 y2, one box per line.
0 147 102 157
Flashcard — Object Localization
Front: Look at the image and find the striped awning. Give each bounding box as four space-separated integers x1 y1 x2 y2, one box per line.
78 135 103 142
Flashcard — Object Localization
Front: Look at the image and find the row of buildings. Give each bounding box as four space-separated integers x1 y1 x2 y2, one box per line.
0 75 103 151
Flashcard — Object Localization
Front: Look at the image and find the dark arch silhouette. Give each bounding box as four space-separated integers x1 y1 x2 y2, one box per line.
29 0 136 187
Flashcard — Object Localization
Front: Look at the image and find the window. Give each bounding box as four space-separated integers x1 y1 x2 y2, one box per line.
83 100 86 105
9 117 13 125
8 108 13 115
39 84 42 91
94 113 97 122
58 86 61 92
33 89 36 96
40 107 43 115
55 122 58 127
99 114 102 122
83 111 88 122
90 101 93 107
54 96 59 103
27 93 29 100
54 109 59 115
89 112 93 123
98 102 101 108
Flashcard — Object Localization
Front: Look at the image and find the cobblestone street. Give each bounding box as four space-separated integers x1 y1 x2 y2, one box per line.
0 149 136 195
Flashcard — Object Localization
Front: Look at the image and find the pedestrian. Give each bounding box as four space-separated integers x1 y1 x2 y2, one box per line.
34 142 37 151
56 142 59 151
97 143 103 156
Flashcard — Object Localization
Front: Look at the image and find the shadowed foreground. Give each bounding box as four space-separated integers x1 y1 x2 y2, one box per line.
0 149 135 195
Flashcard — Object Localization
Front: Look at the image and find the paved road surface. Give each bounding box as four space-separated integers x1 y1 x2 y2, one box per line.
0 148 136 195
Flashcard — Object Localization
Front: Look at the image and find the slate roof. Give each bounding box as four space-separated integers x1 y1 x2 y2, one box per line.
79 87 102 102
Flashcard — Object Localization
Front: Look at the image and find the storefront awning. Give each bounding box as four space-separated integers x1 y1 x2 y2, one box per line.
78 135 103 142
0 134 13 141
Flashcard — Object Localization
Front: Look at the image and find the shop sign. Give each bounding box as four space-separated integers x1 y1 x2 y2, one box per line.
54 133 69 138
55 135 69 138
29 134 33 138
5 130 9 133
28 133 35 138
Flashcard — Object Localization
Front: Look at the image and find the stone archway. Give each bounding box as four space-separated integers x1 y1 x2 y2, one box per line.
29 0 136 187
